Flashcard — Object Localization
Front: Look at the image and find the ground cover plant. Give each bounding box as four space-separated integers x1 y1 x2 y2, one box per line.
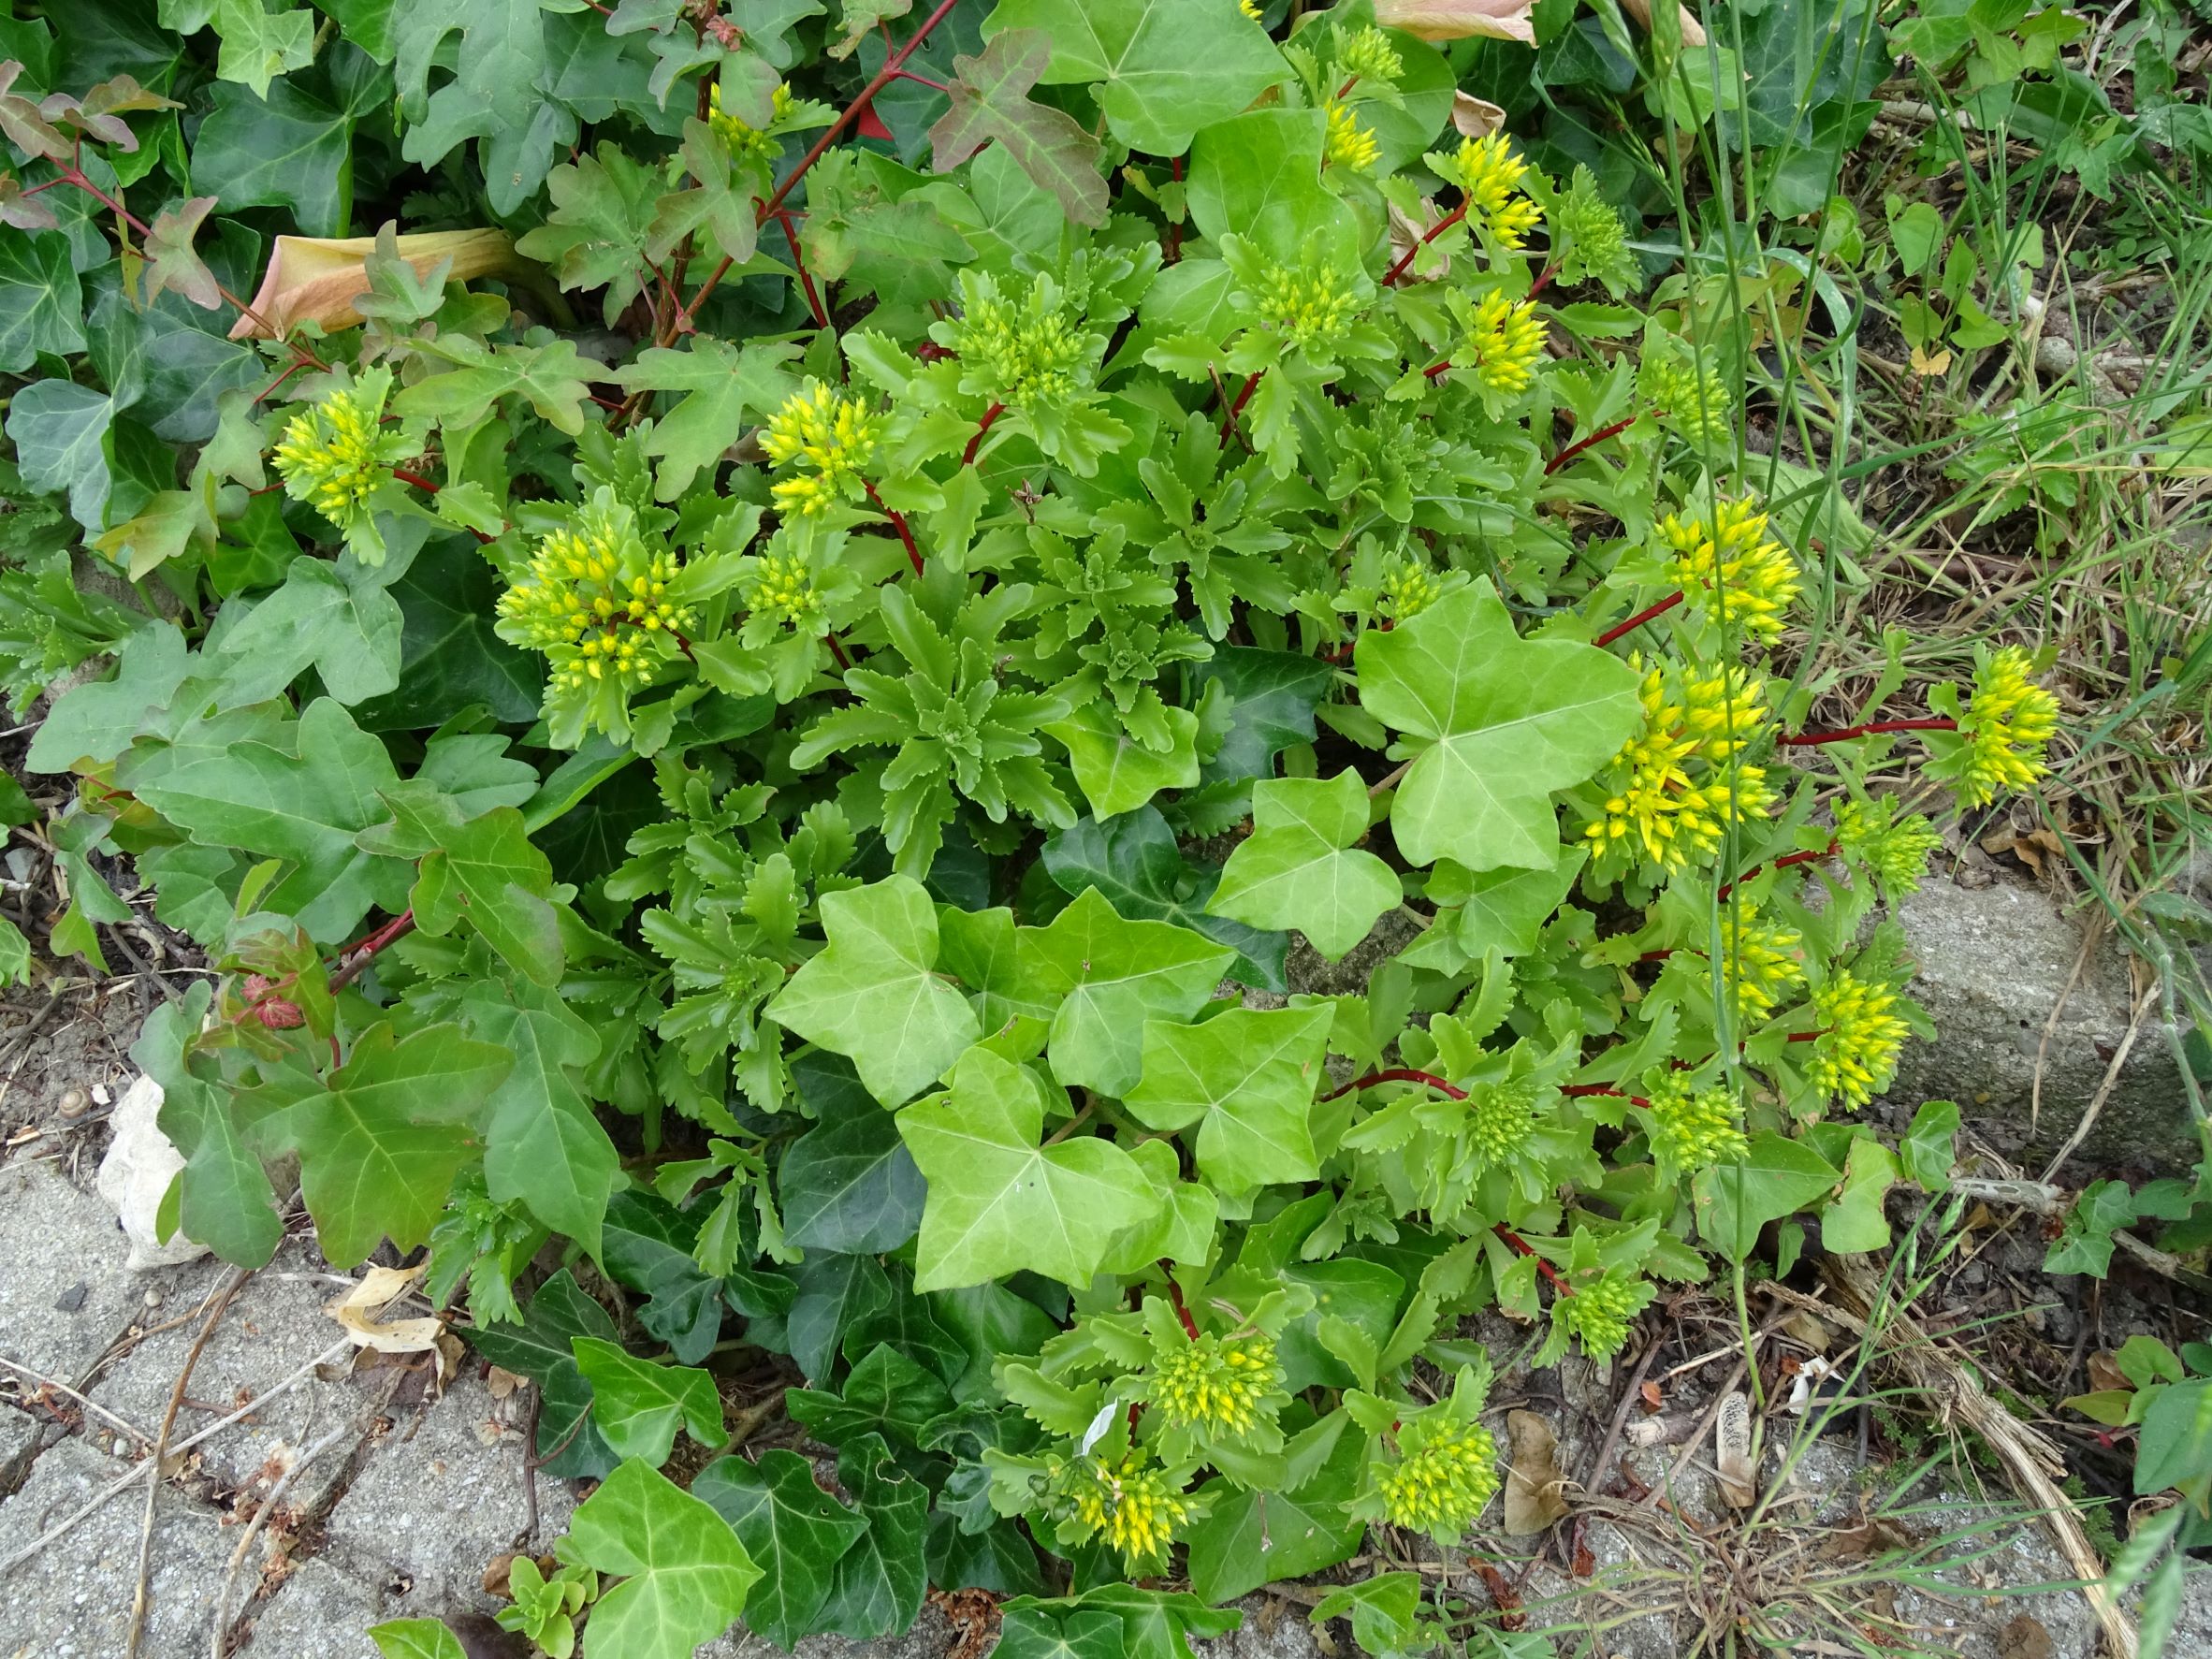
2 0 2208 1655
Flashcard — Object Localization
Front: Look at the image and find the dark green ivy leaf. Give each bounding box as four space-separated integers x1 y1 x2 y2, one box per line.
694 1448 867 1649
462 1269 619 1480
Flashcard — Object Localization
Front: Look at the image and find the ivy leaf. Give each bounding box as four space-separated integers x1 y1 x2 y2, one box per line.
983 0 1287 155
206 555 402 708
117 698 411 944
817 1433 929 1640
1016 885 1236 1097
367 1622 467 1659
516 142 661 326
190 48 390 239
392 0 573 215
897 1047 1163 1292
1186 107 1335 264
928 29 1107 227
997 1608 1128 1659
463 985 615 1257
0 233 86 371
1821 1136 1899 1254
26 622 190 773
5 380 114 531
766 874 981 1108
287 1021 514 1268
140 196 221 310
603 1191 728 1363
572 1338 724 1465
563 1460 762 1659
1692 1132 1844 1264
1125 1004 1333 1191
783 1251 894 1383
1185 1413 1364 1601
786 1341 954 1448
694 1449 867 1649
1005 1585 1243 1659
609 338 801 502
1208 772 1399 961
392 337 599 439
357 782 562 986
648 118 767 267
779 1054 928 1254
1356 579 1642 872
350 538 544 731
1428 844 1590 959
463 1270 619 1481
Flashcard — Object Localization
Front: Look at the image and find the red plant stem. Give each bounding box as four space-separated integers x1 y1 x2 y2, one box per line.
761 0 962 223
1422 357 1452 380
1335 73 1361 99
1218 371 1263 447
893 67 951 93
1593 589 1684 649
1382 199 1468 286
328 910 416 995
1776 718 1957 747
1545 414 1640 476
862 480 924 575
824 632 851 672
1525 260 1561 301
1320 1068 1468 1102
252 359 309 406
1492 1225 1571 1291
390 468 440 494
961 402 1005 466
771 206 829 328
1159 1266 1201 1341
1561 1084 1652 1110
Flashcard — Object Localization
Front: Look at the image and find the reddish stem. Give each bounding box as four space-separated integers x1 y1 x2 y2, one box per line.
1159 1266 1201 1341
1492 1225 1571 1291
824 633 851 672
893 67 951 93
1218 371 1263 448
1712 841 1838 904
1776 718 1958 747
1561 1084 1652 1110
1545 414 1640 476
391 468 441 494
862 480 924 575
1525 260 1562 301
1594 589 1684 649
768 207 830 328
1321 1068 1468 1102
1383 200 1468 286
761 0 963 222
961 402 1005 466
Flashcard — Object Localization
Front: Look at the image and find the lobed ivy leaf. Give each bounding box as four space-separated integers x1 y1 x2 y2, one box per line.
1357 579 1643 872
571 1337 724 1466
463 985 616 1258
609 338 801 502
139 195 221 310
816 1432 929 1639
463 1269 620 1481
898 1046 1163 1292
563 1459 762 1659
1125 1003 1334 1192
928 28 1108 227
694 1449 868 1649
205 555 402 709
767 874 981 1108
786 1341 954 1448
1209 771 1400 962
367 1621 467 1659
779 1055 928 1254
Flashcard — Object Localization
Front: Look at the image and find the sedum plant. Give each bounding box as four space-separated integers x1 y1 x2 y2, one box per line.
3 2 2062 1655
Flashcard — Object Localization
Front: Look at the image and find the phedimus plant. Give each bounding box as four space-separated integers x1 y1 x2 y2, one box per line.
1 2 2060 1656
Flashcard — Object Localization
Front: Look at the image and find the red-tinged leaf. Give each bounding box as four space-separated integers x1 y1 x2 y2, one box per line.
926 29 1107 227
143 196 223 311
854 95 894 140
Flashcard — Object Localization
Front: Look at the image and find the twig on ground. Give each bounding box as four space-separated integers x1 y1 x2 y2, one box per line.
205 1418 356 1659
1816 1255 2138 1659
124 1267 250 1659
0 1339 352 1579
0 1355 155 1447
2036 981 2157 1185
1580 1335 1662 1497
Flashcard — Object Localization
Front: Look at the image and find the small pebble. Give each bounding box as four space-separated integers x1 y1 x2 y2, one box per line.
56 1087 89 1119
142 1288 164 1308
91 1083 111 1107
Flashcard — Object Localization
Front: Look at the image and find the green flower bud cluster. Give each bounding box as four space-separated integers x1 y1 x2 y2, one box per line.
1836 796 1944 895
1556 1269 1654 1361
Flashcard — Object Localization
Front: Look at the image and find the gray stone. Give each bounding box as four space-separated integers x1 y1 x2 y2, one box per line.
237 1559 386 1658
1193 1594 1323 1659
322 1371 571 1621
699 1601 956 1659
1884 877 2195 1173
0 1158 145 1383
0 1438 237 1659
92 1250 367 1509
0 1405 33 1492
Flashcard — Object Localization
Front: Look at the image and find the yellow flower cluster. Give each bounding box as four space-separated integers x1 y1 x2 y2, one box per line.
1151 1332 1282 1439
1465 1077 1539 1170
1324 102 1381 172
745 550 822 629
1379 559 1442 619
1463 290 1545 396
1239 0 1262 17
949 276 1091 406
1337 26 1404 83
706 81 793 160
1717 905 1806 1020
761 380 880 517
1444 135 1543 249
1954 646 2059 807
1644 1071 1750 1172
1836 797 1943 895
273 382 396 531
1557 1270 1652 1361
1254 257 1357 353
496 502 693 695
1807 968 1910 1109
1064 1453 1191 1568
1583 662 1775 870
1377 1419 1499 1535
1661 499 1801 643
